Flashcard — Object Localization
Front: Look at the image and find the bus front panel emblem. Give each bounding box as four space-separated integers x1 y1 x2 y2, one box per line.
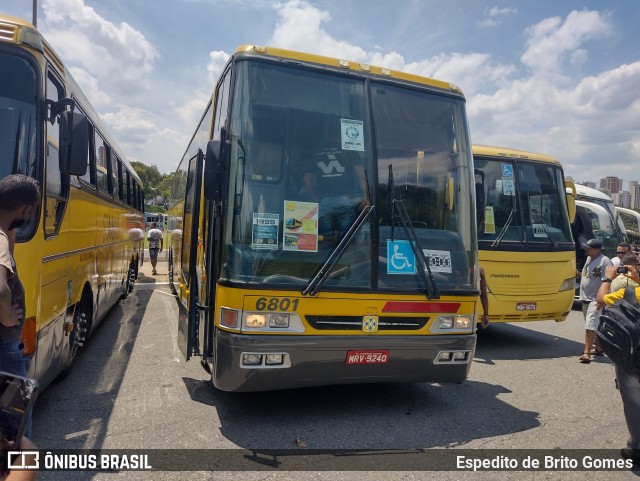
362 315 379 333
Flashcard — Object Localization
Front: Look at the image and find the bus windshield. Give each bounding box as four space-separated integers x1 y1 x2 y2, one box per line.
0 51 38 180
475 158 572 245
221 60 476 293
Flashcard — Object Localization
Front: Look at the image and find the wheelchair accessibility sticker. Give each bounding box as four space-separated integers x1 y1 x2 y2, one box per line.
387 240 416 274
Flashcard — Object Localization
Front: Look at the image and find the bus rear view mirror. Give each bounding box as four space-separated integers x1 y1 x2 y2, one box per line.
204 139 229 201
59 111 89 176
565 179 576 223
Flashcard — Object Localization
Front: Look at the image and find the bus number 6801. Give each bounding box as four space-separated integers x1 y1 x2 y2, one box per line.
255 297 300 312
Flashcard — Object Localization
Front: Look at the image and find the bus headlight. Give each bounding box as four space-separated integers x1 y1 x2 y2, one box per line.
430 314 474 333
269 314 289 328
559 277 575 292
246 314 267 328
241 312 305 332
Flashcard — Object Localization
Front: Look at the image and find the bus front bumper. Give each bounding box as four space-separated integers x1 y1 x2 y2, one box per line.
212 330 476 392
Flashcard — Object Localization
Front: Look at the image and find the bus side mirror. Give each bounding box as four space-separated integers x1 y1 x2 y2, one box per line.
59 111 88 176
565 179 576 223
204 139 229 201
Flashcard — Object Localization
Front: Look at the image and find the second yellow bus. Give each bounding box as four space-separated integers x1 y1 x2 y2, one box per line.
473 145 576 323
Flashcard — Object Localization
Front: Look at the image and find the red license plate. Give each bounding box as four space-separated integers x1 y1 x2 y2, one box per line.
345 350 390 364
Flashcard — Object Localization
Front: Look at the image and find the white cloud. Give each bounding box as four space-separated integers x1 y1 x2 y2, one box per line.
269 1 515 98
42 0 158 95
270 0 368 61
102 106 187 172
403 53 516 97
477 6 517 27
68 67 111 107
521 10 610 75
207 51 231 87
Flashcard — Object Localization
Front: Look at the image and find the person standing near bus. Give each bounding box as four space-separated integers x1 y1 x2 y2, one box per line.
146 222 163 275
578 238 611 363
597 263 640 467
612 242 633 268
0 175 40 438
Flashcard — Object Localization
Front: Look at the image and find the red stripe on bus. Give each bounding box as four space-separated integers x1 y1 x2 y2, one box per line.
382 302 461 313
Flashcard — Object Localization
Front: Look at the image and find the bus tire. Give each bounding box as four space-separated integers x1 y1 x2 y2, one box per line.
120 261 132 300
58 290 92 380
128 262 135 292
134 255 140 279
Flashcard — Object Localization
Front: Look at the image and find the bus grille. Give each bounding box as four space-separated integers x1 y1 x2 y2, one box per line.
306 316 429 331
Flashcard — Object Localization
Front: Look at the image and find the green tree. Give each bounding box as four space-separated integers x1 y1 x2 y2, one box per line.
158 172 174 202
131 161 163 208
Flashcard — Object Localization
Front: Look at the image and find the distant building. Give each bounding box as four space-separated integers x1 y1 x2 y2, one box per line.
612 191 632 208
600 188 612 198
630 181 640 209
600 176 623 194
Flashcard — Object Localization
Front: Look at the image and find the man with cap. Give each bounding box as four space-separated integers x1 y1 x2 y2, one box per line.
578 238 612 363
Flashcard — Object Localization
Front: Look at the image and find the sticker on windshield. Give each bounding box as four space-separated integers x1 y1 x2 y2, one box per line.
502 178 515 196
252 213 279 250
387 240 416 274
484 206 496 234
283 200 318 252
422 249 452 274
341 119 364 152
531 223 547 238
501 164 513 177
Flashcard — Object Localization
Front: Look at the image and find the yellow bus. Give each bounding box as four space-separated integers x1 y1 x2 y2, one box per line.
0 13 144 389
169 45 479 392
473 145 576 323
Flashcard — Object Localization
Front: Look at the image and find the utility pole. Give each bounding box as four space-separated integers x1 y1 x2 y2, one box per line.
32 0 37 27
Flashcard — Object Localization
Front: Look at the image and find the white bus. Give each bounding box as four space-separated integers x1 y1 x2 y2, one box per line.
617 207 640 246
574 184 626 260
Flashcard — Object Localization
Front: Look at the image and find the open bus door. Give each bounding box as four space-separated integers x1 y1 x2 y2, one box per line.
177 150 204 361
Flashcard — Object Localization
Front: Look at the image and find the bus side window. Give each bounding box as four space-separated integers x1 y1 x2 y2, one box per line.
95 132 109 194
44 72 69 237
136 183 142 210
79 121 96 186
125 170 131 205
117 160 124 201
111 155 120 199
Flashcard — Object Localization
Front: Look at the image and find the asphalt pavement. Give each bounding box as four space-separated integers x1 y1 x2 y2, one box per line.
29 257 640 480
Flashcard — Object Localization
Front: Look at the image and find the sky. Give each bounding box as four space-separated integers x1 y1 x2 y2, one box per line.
3 0 640 188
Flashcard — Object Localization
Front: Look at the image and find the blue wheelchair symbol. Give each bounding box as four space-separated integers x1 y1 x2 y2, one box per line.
501 164 513 177
387 240 416 274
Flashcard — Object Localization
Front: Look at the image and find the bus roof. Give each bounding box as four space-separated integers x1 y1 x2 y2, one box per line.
0 12 142 185
575 184 613 201
576 200 613 230
616 206 640 218
0 12 35 30
232 45 464 96
472 145 559 165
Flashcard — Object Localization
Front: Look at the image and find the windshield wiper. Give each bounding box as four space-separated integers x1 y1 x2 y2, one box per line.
302 171 373 296
538 223 558 249
491 207 517 247
389 165 439 300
